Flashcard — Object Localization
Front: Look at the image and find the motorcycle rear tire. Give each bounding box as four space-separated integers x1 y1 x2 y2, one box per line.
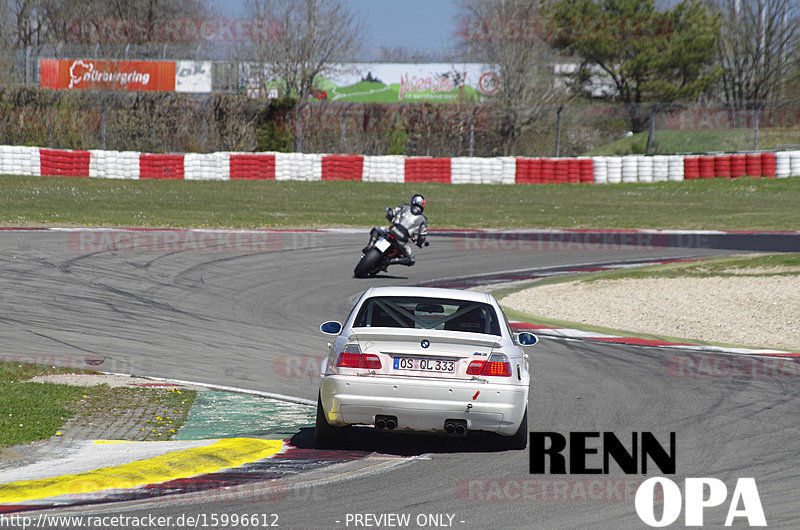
354 248 383 278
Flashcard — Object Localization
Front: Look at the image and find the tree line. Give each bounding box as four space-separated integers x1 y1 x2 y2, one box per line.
0 0 797 155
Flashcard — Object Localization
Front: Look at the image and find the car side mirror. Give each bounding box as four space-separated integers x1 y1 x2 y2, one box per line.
320 321 343 335
516 332 538 346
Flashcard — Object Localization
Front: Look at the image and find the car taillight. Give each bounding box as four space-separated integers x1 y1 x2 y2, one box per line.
336 345 382 370
337 352 367 368
467 354 512 377
466 360 485 375
363 354 382 369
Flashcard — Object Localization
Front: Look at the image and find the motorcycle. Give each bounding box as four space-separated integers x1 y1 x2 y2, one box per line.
353 223 410 278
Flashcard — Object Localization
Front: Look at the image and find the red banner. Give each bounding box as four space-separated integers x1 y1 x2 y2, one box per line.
40 59 175 92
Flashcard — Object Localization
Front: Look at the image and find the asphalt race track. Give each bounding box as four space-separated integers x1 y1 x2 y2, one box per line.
1 229 799 528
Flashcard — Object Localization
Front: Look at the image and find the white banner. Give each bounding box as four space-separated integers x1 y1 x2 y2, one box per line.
176 61 212 93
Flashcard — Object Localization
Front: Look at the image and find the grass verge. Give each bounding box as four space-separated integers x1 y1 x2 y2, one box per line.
0 361 195 447
2 175 800 230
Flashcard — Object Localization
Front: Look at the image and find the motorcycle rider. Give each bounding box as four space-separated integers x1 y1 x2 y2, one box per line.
362 194 428 267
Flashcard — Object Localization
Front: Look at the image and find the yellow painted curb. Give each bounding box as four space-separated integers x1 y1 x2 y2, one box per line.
0 437 283 504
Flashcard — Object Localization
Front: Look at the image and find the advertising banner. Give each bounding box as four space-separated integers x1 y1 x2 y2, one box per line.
176 61 213 93
40 59 176 92
243 63 499 103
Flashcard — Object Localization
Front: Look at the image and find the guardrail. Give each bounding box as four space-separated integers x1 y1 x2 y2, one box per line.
2 145 799 183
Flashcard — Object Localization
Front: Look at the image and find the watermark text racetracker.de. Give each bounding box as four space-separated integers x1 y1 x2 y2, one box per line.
0 512 279 529
450 231 711 252
667 354 800 378
66 230 321 253
457 478 646 502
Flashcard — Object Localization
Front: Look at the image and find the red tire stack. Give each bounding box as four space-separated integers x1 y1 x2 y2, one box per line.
730 154 747 177
715 155 732 178
699 156 715 179
230 154 276 180
39 149 90 177
683 157 700 179
515 158 542 184
745 153 762 177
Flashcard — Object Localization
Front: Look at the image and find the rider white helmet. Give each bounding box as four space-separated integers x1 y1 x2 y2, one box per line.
411 194 426 212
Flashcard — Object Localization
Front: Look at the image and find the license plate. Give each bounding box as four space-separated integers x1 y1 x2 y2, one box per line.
375 238 391 252
393 356 455 373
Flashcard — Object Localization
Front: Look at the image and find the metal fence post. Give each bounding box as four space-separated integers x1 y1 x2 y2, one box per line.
555 105 563 157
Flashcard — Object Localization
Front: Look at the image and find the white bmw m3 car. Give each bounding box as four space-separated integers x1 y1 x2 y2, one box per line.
316 286 537 449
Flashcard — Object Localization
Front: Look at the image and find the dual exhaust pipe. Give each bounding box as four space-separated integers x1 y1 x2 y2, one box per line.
444 419 468 437
375 415 398 430
374 416 468 436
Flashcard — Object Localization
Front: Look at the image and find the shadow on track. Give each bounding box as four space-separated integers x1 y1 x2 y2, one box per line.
290 427 521 455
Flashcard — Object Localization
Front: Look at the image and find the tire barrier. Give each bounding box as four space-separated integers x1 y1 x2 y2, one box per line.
775 151 791 178
715 155 731 178
791 151 800 177
699 156 715 179
606 157 623 184
362 155 405 183
90 150 140 179
1 146 799 184
667 155 684 182
451 156 515 184
230 153 276 180
652 155 669 182
541 158 555 183
579 158 594 183
637 155 654 183
405 157 451 183
275 152 322 181
321 154 363 181
184 152 230 181
760 152 776 178
140 153 184 180
684 156 700 180
745 153 762 177
0 145 41 176
40 148 90 178
515 157 541 184
730 154 747 177
592 156 608 184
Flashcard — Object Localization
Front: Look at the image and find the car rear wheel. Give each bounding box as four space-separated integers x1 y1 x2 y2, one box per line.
315 393 346 447
501 406 528 450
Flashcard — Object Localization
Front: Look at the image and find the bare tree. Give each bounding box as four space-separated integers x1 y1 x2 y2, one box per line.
717 0 799 107
457 0 561 155
242 0 360 100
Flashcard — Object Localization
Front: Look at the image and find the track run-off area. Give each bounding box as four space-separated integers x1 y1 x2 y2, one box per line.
1 227 799 528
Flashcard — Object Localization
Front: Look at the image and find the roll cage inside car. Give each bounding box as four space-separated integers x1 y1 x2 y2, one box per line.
353 296 502 336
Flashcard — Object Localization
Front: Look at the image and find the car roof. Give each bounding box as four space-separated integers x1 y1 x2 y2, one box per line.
361 286 495 304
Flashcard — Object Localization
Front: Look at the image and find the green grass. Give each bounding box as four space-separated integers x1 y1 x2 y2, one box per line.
0 361 197 447
3 175 800 230
0 362 93 446
332 80 388 95
585 128 800 156
495 254 800 294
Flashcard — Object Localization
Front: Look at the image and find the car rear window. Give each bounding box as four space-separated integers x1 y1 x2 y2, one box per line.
353 296 501 336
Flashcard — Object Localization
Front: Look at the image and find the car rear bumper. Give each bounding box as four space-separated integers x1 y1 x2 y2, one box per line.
319 374 528 436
